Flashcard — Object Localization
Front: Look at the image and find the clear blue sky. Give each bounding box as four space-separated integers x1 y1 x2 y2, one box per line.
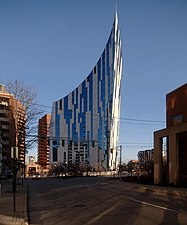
0 0 187 162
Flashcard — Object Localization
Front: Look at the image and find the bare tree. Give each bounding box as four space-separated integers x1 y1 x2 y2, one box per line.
5 79 43 151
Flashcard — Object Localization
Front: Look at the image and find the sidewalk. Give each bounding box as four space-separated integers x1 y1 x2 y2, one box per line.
122 180 187 199
0 180 28 225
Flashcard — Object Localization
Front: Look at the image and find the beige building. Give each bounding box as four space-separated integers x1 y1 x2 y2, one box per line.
26 156 41 176
154 84 187 186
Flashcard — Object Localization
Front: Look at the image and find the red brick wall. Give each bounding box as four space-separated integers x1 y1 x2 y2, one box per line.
166 83 187 128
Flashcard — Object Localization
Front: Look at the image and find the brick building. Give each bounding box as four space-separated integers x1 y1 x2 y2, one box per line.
38 114 51 173
154 83 187 186
0 84 25 176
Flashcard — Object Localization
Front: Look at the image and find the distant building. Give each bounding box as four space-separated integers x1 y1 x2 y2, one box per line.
27 155 36 164
38 114 50 172
26 159 41 176
0 84 25 176
137 149 154 166
49 13 122 171
127 160 138 172
154 83 187 185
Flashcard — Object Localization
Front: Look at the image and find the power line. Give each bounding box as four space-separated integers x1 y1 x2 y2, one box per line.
121 142 153 145
26 134 154 149
120 118 165 123
119 122 164 126
30 102 165 124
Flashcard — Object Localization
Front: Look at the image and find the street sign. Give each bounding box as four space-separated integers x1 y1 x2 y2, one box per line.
11 147 18 159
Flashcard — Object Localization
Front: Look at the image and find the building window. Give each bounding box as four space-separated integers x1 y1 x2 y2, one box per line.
94 66 96 74
69 140 72 146
53 140 57 145
53 147 57 162
60 99 62 110
173 114 182 125
62 140 65 147
161 136 169 183
64 152 66 161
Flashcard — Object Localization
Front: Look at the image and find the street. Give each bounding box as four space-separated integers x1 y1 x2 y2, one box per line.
27 177 187 225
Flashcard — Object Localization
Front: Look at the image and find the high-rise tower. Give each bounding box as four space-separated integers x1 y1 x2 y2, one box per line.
0 84 26 176
49 13 122 171
38 114 51 170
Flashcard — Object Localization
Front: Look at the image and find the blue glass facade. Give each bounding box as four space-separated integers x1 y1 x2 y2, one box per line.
50 13 122 171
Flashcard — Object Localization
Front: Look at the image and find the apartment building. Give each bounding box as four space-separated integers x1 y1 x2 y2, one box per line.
38 114 51 172
0 84 25 176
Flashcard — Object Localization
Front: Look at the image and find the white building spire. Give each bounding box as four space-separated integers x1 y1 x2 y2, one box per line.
114 1 118 30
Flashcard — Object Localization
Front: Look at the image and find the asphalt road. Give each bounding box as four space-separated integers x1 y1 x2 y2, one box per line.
27 177 187 225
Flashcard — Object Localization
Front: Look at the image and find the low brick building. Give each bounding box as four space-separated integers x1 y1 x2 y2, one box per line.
154 83 187 186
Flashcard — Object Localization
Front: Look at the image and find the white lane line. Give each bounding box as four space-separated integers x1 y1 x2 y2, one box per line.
85 200 120 225
84 185 94 188
130 198 178 214
84 183 108 188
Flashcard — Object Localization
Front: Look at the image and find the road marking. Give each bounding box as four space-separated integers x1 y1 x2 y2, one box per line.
85 200 120 225
82 183 108 189
98 182 108 185
84 185 94 188
130 198 178 213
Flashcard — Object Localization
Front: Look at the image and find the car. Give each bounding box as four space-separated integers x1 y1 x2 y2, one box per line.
32 172 41 180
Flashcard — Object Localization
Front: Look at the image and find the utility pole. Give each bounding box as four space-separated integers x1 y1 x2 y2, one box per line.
11 146 18 212
0 124 2 177
119 145 122 177
0 124 2 195
119 145 122 167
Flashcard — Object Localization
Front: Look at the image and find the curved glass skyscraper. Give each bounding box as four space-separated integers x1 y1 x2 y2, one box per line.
50 13 122 171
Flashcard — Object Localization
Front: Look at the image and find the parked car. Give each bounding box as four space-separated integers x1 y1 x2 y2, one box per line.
32 172 41 180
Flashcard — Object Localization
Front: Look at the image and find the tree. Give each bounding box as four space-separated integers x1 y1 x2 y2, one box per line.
4 79 43 151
